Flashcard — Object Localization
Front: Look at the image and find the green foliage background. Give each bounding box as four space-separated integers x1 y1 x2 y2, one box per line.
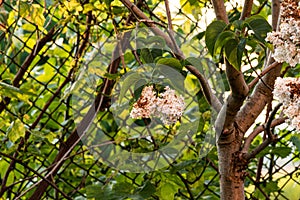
0 0 299 199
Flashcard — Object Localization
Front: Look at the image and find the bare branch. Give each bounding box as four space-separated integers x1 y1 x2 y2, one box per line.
211 0 229 23
26 27 133 200
186 65 222 112
164 0 173 31
240 0 254 20
248 61 280 89
242 117 286 153
243 103 283 160
0 27 56 114
120 0 184 58
0 152 71 200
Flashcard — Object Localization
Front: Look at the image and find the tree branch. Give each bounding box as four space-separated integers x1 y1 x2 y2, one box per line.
0 27 56 114
120 0 222 112
185 65 222 112
240 0 254 20
211 0 229 23
215 61 249 134
120 0 184 58
272 0 281 31
0 152 71 200
243 103 283 160
26 23 133 200
164 0 173 31
235 62 282 135
248 61 280 89
241 117 286 153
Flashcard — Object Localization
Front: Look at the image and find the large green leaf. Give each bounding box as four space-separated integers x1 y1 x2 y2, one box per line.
245 15 272 42
224 38 246 70
156 57 182 71
224 39 239 69
214 30 236 56
205 20 227 56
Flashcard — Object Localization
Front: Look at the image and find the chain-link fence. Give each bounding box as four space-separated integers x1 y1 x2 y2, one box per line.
0 0 299 199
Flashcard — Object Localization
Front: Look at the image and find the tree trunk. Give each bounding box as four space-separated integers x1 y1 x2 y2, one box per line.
217 130 247 200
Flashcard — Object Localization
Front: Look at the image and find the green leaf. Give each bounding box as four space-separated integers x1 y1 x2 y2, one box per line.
137 181 156 198
205 20 227 55
19 1 30 17
83 3 95 14
237 38 246 66
112 6 125 15
7 119 26 143
119 73 141 103
140 48 154 63
214 31 236 56
232 20 244 30
147 36 166 48
224 39 240 70
156 57 182 71
271 146 292 158
194 31 205 40
159 183 178 200
245 15 272 42
157 65 184 92
291 135 300 150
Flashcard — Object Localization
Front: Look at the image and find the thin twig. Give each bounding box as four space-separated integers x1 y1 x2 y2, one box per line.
164 0 173 31
243 103 283 160
0 152 71 200
248 61 280 89
242 117 286 153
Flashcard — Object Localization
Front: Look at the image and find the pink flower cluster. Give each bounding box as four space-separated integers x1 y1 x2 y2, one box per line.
273 77 300 131
266 0 300 67
130 85 185 125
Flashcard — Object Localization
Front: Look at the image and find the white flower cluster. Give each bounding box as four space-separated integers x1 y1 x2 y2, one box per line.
266 0 300 67
273 77 300 131
130 85 185 125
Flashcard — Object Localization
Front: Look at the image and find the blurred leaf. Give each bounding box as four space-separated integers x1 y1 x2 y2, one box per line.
119 72 141 103
194 31 205 40
158 183 178 200
136 181 156 198
19 1 30 17
7 119 26 143
272 146 292 158
291 135 300 151
140 48 154 63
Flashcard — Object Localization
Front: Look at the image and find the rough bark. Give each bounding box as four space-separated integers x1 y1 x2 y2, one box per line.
217 131 246 200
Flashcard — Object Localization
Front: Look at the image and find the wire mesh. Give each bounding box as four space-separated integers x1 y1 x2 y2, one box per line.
0 0 299 199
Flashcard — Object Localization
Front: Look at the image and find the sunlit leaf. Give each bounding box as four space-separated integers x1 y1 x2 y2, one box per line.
7 119 26 143
156 57 182 71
